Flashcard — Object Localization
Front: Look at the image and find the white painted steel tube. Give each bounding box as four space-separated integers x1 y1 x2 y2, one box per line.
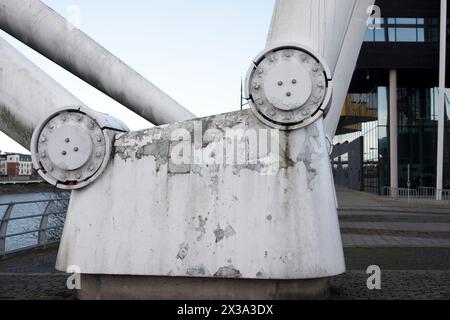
0 0 196 126
324 0 376 139
0 36 86 149
267 0 376 138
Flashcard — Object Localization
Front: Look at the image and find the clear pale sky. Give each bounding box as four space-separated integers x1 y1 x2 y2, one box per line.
0 0 276 153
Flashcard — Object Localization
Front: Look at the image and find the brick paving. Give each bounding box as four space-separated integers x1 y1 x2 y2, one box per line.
330 271 450 300
0 273 75 300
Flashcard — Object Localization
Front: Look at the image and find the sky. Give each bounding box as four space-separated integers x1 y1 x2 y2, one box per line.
0 0 276 154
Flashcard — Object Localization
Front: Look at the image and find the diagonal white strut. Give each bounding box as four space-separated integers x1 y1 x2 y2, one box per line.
0 0 196 126
0 36 88 149
267 0 375 139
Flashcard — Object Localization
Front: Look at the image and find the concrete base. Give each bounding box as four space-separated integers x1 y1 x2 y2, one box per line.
77 274 330 300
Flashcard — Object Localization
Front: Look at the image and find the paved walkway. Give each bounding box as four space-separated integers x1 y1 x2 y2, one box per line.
0 188 449 300
337 187 450 248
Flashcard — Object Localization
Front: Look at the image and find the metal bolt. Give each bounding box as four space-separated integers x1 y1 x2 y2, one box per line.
48 166 54 172
257 99 264 106
40 137 47 143
74 147 79 152
40 152 46 158
88 122 95 130
61 116 67 122
278 81 283 86
292 79 297 84
313 67 319 73
286 92 292 97
65 138 70 143
258 69 264 74
48 124 54 130
89 166 95 171
62 151 67 156
96 152 102 158
253 84 260 90
97 137 102 143
318 83 324 88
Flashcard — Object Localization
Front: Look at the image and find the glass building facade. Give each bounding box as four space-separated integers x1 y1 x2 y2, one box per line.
335 87 450 194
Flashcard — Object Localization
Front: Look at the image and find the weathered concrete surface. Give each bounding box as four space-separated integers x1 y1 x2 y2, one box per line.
78 274 330 300
56 109 345 280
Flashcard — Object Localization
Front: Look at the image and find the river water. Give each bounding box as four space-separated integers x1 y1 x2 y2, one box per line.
0 192 69 252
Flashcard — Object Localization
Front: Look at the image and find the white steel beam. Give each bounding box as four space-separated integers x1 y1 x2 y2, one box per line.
0 0 196 126
0 36 86 149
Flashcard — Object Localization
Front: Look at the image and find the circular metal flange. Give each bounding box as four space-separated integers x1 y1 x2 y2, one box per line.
31 107 113 190
245 44 333 130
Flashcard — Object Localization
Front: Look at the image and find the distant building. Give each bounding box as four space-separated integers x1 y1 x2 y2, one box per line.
333 0 450 194
0 152 34 177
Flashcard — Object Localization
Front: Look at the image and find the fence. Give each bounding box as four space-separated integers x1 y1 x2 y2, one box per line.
0 194 70 256
384 186 450 203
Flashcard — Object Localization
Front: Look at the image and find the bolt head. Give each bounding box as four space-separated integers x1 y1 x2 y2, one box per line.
74 147 79 152
277 81 283 86
286 92 292 97
65 138 70 143
62 151 67 156
40 152 46 158
292 79 297 84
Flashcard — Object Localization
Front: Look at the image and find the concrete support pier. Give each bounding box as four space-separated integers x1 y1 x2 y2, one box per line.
78 275 330 300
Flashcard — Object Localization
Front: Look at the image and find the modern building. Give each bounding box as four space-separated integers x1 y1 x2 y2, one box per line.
333 0 450 195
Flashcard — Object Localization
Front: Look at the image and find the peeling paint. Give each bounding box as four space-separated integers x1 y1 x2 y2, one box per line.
195 216 208 241
214 224 236 243
214 265 242 278
256 270 267 279
176 243 189 260
186 264 210 277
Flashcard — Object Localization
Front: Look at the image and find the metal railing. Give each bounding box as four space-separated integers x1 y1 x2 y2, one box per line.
383 187 418 202
384 186 450 203
0 194 70 256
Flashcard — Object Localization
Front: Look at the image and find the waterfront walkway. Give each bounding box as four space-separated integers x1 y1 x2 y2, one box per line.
0 188 449 300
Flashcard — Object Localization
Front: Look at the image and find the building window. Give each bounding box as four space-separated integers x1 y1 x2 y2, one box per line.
364 17 445 43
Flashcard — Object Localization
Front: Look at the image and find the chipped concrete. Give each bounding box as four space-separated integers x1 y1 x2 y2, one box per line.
214 225 236 243
214 265 242 278
176 243 189 260
186 264 210 277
